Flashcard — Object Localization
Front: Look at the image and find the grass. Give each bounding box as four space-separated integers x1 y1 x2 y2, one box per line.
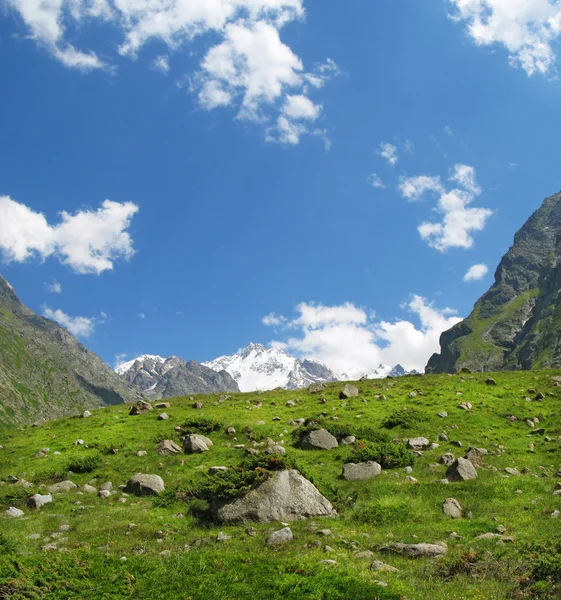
1 370 561 599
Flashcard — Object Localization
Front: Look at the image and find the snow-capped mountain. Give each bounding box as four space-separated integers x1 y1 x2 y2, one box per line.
117 355 238 399
203 343 338 392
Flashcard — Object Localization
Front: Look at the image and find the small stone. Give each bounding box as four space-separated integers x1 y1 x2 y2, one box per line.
216 532 231 542
46 481 77 494
317 529 333 537
439 433 449 441
157 413 169 421
485 378 497 386
438 411 448 418
439 453 456 466
504 468 520 476
246 527 256 536
405 476 418 483
407 437 430 450
155 402 170 409
354 550 375 559
451 441 463 448
100 482 113 492
157 440 181 456
209 466 228 475
98 489 111 499
446 457 477 481
371 560 400 573
226 427 236 435
266 527 293 546
443 498 462 518
82 411 92 418
339 384 359 399
74 439 84 446
458 402 472 410
82 484 97 494
137 451 147 457
6 507 24 517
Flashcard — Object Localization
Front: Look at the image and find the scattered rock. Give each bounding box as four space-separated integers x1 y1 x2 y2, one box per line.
155 402 170 409
446 458 477 481
458 402 472 410
371 561 400 573
137 451 147 457
320 559 337 565
157 440 181 456
309 383 325 394
27 494 52 510
443 498 462 518
82 411 92 418
6 507 24 517
209 466 228 475
266 527 293 546
100 482 113 492
183 434 213 454
438 411 448 418
341 461 381 481
466 447 486 468
354 550 375 559
129 401 153 416
216 531 231 542
485 378 497 386
226 427 236 435
340 435 356 446
439 453 456 466
384 542 447 557
475 532 503 540
263 445 286 455
504 468 520 476
157 413 169 421
46 481 77 494
98 489 111 499
300 429 338 451
74 439 84 446
339 384 359 399
82 484 97 494
405 476 418 483
125 474 165 496
193 402 203 410
407 437 430 451
213 470 337 524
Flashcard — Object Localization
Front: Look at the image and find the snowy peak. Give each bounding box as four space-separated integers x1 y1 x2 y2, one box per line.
203 344 338 392
115 354 165 375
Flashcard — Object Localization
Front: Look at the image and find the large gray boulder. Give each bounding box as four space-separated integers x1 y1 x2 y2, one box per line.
46 480 77 494
300 429 338 450
212 469 337 524
465 447 486 468
446 457 477 482
384 542 447 557
342 461 382 481
183 434 213 454
442 498 462 518
27 493 52 509
129 400 153 416
157 440 181 456
339 384 359 399
124 473 165 496
407 437 430 451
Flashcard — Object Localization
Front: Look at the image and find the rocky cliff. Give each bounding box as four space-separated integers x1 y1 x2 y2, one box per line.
427 191 561 373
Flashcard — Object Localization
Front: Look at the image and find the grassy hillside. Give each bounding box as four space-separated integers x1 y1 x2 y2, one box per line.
1 371 561 599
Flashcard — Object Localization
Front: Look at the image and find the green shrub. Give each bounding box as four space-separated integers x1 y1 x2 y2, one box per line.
182 418 222 434
529 543 561 582
65 453 103 473
348 440 413 469
381 407 428 429
352 502 411 525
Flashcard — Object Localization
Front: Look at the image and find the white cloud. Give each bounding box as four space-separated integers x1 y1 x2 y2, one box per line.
138 312 146 319
265 297 462 375
400 164 493 251
0 195 139 274
463 263 489 281
444 125 454 137
368 173 385 189
377 142 398 166
399 175 443 201
449 0 561 75
114 352 128 370
43 307 96 337
262 312 286 326
6 0 337 144
47 280 62 293
152 55 170 74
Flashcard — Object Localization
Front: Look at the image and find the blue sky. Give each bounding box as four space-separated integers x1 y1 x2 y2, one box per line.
2 0 561 374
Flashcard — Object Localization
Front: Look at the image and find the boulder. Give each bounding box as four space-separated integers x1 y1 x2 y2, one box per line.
157 440 181 456
308 383 325 394
371 561 400 573
263 445 286 455
183 434 213 454
209 466 228 475
98 489 111 499
157 413 169 421
300 429 338 450
267 527 293 546
129 401 152 416
27 494 52 510
125 474 165 496
465 447 486 468
384 542 447 557
6 507 24 517
446 458 477 481
212 469 337 524
82 484 97 494
407 437 430 451
82 411 92 418
339 384 359 399
458 402 472 411
442 498 462 518
504 467 520 476
340 435 356 446
342 462 382 481
155 402 170 409
46 480 77 494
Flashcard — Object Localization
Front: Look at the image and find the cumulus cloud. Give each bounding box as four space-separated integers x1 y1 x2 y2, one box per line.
0 196 139 274
464 263 489 281
400 164 493 251
6 0 337 144
265 297 462 375
262 312 286 326
449 0 561 75
377 142 398 166
43 307 97 337
368 173 385 189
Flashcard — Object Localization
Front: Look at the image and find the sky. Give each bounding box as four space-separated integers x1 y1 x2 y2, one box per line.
2 0 561 376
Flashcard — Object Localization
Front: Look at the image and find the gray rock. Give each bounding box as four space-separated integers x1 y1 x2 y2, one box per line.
342 461 382 481
320 559 337 565
137 451 147 457
209 466 228 475
213 470 337 524
437 411 448 418
226 427 236 435
82 411 92 418
466 447 486 468
27 494 52 510
100 482 113 491
407 437 430 451
129 400 153 416
157 440 181 456
309 383 325 394
125 474 165 496
6 507 24 517
439 453 456 466
371 560 400 573
339 384 359 399
458 402 472 410
354 550 375 559
384 542 447 557
216 532 231 542
340 435 356 446
267 527 293 546
183 434 213 454
446 458 477 481
300 429 338 450
405 476 418 483
46 480 77 494
98 489 111 499
504 467 520 476
442 498 462 518
263 445 286 455
82 484 97 494
157 413 169 421
155 402 170 409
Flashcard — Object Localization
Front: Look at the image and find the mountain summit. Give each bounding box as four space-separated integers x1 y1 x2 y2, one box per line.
203 343 338 392
427 191 561 373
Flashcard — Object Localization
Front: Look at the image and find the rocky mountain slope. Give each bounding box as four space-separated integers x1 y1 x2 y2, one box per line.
203 343 337 392
427 190 561 373
0 275 144 428
118 355 239 399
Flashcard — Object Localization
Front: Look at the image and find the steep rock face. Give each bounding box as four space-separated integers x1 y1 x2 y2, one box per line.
0 275 145 428
119 355 239 399
203 343 338 392
426 191 561 373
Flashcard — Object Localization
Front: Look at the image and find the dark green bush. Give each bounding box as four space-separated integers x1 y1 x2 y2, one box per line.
182 418 222 434
528 543 561 582
348 440 413 469
381 407 428 429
